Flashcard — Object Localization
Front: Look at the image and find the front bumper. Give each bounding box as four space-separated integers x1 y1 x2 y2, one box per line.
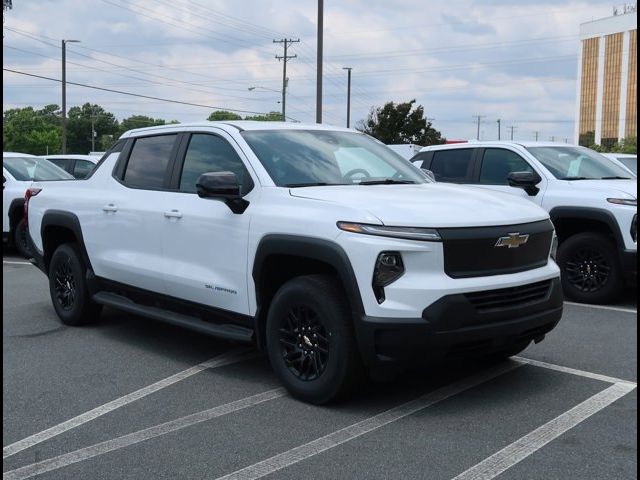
354 277 563 369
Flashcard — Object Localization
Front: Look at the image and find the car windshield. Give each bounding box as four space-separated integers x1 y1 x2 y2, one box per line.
526 146 632 180
3 157 74 181
241 130 427 187
617 157 637 175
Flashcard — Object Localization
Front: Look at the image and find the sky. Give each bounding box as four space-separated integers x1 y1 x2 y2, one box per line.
2 0 619 142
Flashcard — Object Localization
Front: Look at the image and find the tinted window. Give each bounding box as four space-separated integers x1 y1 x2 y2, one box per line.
480 149 534 185
47 158 73 173
123 135 177 189
74 160 95 179
618 157 637 174
179 134 252 194
430 149 474 183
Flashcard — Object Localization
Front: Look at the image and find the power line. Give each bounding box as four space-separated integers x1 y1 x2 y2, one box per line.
3 68 299 119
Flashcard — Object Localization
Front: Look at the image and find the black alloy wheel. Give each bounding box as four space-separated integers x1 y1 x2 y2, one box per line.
54 257 77 311
564 246 611 293
278 305 330 381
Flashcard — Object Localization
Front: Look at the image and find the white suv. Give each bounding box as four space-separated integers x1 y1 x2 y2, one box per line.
413 142 637 304
27 123 563 403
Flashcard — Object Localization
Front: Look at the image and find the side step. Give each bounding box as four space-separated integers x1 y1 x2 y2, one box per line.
93 292 254 343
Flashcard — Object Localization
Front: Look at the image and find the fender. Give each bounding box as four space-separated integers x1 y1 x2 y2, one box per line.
252 235 365 347
549 206 625 248
8 198 25 231
40 210 93 273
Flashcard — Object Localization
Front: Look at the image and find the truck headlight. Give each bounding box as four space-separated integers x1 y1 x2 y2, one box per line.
372 252 404 304
607 198 637 206
338 222 441 242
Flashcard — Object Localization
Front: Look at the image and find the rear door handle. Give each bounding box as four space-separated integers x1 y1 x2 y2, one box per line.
103 204 118 213
164 210 183 219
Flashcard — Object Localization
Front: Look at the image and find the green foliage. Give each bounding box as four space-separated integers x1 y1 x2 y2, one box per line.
208 110 243 121
67 103 119 154
359 100 445 146
3 106 62 154
244 111 284 122
585 136 637 154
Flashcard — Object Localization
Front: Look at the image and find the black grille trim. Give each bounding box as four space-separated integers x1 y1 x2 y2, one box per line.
465 280 553 313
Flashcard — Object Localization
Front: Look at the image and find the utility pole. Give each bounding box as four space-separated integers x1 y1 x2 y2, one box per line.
61 39 80 154
473 115 485 140
497 119 501 140
550 135 556 142
533 130 540 141
274 38 299 122
343 67 352 128
316 0 324 124
508 125 517 141
90 108 98 152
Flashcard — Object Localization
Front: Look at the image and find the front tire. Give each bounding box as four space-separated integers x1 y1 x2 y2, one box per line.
13 219 32 259
48 243 102 326
557 232 622 304
266 275 364 404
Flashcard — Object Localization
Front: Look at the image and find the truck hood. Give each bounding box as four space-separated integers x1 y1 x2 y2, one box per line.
289 184 550 228
562 179 637 199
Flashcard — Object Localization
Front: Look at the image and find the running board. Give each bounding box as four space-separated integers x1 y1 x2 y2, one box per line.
92 292 254 343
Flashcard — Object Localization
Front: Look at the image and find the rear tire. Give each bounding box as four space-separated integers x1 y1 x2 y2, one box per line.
557 232 622 304
266 274 364 404
48 243 102 326
13 219 32 259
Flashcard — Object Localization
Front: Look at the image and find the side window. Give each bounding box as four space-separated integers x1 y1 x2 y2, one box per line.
73 160 95 179
480 149 534 185
123 135 177 189
430 149 475 183
179 134 253 194
48 158 73 174
410 152 430 167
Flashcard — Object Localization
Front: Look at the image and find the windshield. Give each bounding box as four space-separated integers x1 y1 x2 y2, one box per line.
241 130 427 187
526 146 632 180
3 157 74 181
617 157 637 175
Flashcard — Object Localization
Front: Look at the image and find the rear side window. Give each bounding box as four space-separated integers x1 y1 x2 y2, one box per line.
430 149 474 183
48 158 73 174
74 160 95 179
479 149 534 185
179 134 253 194
123 135 177 189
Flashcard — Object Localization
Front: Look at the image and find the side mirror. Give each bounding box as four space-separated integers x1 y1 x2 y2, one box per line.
421 168 436 182
196 171 249 214
507 171 542 196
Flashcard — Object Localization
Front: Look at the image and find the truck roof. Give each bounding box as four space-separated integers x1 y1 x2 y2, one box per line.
420 141 581 152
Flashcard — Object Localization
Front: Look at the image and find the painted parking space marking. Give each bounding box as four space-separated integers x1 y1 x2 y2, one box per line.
515 356 637 386
564 301 637 314
3 349 257 459
213 361 523 480
451 382 636 480
2 388 286 480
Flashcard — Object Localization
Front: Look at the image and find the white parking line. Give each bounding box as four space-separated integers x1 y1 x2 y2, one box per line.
3 349 257 459
564 301 637 314
515 356 637 386
2 261 32 266
2 388 286 480
451 382 636 480
213 361 524 480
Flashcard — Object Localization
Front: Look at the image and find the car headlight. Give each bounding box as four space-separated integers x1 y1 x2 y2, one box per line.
607 198 637 206
337 222 442 242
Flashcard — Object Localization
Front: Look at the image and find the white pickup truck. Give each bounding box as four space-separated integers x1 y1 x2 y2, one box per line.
27 122 563 403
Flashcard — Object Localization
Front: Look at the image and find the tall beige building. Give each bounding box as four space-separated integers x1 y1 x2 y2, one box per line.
575 6 637 147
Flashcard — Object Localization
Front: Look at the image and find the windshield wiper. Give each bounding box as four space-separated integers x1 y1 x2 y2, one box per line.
600 176 632 180
560 176 591 180
284 182 348 188
358 179 415 185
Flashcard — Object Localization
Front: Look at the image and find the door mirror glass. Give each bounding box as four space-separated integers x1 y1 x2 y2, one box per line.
507 171 542 196
196 172 248 214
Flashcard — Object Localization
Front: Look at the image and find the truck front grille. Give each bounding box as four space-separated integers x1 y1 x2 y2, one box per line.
465 280 553 313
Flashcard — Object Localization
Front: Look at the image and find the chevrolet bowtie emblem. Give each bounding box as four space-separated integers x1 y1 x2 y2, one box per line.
495 233 530 248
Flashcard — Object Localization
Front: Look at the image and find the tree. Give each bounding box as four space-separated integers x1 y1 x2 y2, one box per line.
244 111 283 122
207 110 242 121
359 100 445 146
67 103 119 154
3 106 61 154
118 115 166 136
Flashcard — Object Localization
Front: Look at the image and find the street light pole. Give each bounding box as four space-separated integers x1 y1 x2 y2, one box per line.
61 39 80 154
343 67 352 128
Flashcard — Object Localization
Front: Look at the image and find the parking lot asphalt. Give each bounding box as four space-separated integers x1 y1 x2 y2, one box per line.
3 253 637 480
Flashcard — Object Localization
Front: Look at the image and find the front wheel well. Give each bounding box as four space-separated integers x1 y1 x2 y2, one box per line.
255 255 344 348
552 217 617 246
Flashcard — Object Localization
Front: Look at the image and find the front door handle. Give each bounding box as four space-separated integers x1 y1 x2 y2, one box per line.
164 210 183 219
103 204 118 213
